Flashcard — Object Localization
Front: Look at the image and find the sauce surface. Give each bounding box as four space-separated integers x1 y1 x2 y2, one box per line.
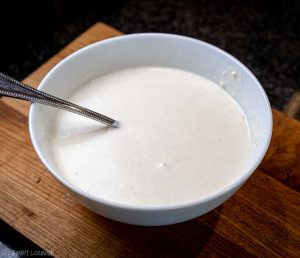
52 67 251 206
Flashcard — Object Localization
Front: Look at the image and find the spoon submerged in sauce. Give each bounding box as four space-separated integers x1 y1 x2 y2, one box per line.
0 72 119 128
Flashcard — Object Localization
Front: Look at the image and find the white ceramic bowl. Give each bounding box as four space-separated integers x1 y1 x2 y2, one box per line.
29 34 272 226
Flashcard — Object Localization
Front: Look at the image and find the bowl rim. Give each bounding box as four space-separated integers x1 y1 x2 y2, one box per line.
29 33 273 211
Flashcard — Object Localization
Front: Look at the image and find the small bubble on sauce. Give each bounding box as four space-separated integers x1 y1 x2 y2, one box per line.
231 70 238 80
220 80 226 88
159 162 167 168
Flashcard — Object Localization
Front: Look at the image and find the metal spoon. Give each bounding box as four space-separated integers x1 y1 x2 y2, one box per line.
0 72 119 127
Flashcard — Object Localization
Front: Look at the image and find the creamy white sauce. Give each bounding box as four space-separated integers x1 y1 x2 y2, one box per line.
51 67 251 206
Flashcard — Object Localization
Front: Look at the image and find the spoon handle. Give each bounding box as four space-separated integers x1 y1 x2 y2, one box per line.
0 72 119 127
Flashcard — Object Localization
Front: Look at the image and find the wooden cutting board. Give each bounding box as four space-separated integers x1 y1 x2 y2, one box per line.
1 23 300 257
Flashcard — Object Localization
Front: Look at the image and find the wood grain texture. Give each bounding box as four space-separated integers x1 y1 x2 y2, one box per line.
1 23 300 257
259 109 300 192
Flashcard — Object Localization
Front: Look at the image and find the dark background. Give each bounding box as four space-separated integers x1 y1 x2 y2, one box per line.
0 0 299 256
1 0 299 112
